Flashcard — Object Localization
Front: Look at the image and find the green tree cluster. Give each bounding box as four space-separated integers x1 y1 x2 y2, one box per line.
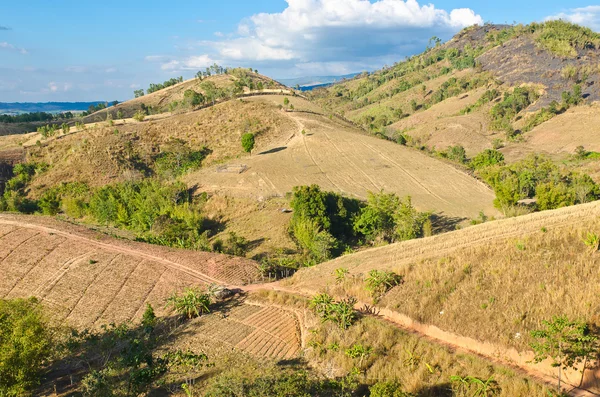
0 298 54 396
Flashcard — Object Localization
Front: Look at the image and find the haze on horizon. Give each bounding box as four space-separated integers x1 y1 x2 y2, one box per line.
1 0 599 102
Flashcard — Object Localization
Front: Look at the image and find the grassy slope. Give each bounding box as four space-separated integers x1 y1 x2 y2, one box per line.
309 23 600 165
284 200 600 353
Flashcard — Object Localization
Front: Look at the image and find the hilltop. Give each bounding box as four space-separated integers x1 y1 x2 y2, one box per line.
309 21 600 163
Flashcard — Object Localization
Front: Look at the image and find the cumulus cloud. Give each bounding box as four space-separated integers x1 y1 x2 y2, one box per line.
159 0 482 75
546 6 600 31
0 41 27 54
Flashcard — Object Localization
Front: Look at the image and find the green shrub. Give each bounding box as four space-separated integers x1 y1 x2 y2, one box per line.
241 133 255 153
133 110 145 122
183 89 204 107
365 270 403 301
166 288 212 319
489 87 539 132
471 149 505 170
532 20 600 58
446 145 467 164
309 293 357 329
290 216 337 262
154 139 210 178
536 181 575 211
0 298 54 396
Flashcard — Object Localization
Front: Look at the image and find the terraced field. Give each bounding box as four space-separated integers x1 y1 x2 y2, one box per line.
180 303 302 360
0 214 261 328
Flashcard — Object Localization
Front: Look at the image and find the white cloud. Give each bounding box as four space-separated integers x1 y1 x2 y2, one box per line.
0 41 27 54
160 0 481 76
161 55 217 71
48 82 58 92
105 67 117 73
546 6 600 31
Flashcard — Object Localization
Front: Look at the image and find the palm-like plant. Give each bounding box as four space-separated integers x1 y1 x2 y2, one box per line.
166 288 211 319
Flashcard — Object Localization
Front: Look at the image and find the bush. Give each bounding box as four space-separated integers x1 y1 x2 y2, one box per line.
241 133 255 153
133 110 145 122
0 298 54 396
489 87 539 132
290 216 337 262
309 293 357 329
471 149 505 170
365 270 403 301
353 192 430 244
166 288 212 319
183 89 204 107
446 145 467 164
154 139 210 178
536 181 575 211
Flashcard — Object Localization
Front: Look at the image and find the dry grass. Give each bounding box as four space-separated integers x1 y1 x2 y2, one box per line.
286 201 600 353
24 98 295 193
188 97 498 220
307 315 553 396
0 213 261 329
203 194 296 258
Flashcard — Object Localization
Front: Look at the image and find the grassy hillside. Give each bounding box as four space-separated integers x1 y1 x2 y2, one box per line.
83 69 288 122
309 22 600 165
285 201 600 355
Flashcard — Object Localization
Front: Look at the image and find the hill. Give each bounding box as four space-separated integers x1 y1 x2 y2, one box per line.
1 213 562 397
283 200 600 391
308 22 600 165
187 94 498 221
82 70 288 123
0 214 260 326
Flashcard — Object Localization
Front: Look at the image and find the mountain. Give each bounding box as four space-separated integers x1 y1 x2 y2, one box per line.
0 102 107 114
277 73 360 88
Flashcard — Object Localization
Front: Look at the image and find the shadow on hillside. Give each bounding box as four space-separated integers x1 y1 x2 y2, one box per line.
414 383 453 397
430 213 466 234
38 296 246 396
259 146 287 155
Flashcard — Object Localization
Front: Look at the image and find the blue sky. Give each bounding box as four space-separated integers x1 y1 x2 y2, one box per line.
1 0 599 102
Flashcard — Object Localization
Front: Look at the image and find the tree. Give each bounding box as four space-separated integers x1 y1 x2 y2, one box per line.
530 316 599 390
134 89 145 98
0 298 54 396
241 133 255 153
183 89 204 107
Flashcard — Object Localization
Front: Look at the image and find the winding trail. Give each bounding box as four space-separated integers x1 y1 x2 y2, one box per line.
0 215 597 396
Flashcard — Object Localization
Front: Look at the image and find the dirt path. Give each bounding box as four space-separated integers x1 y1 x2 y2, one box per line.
1 215 596 396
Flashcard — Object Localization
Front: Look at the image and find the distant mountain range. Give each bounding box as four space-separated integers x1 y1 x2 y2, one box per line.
277 73 360 89
0 102 106 115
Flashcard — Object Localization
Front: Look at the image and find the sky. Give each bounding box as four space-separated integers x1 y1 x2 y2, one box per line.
1 0 599 102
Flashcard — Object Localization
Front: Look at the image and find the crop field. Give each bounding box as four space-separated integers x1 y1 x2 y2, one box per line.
172 302 301 360
0 214 261 328
187 96 498 220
